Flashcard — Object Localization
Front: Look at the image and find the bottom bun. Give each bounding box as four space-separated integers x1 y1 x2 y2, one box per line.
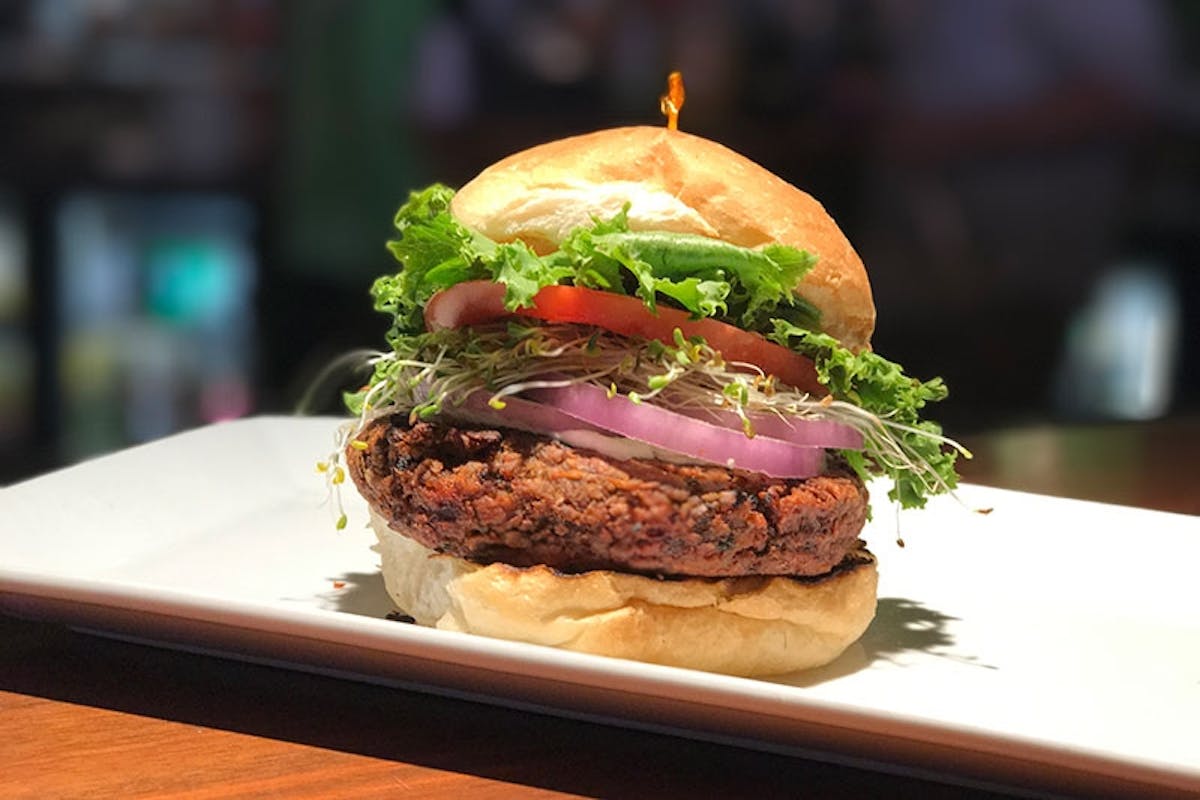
371 512 878 677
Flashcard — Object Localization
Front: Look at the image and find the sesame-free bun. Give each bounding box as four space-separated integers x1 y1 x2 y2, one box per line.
371 511 878 678
451 126 876 351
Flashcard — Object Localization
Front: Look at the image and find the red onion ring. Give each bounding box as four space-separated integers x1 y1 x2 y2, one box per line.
525 383 828 478
676 407 863 450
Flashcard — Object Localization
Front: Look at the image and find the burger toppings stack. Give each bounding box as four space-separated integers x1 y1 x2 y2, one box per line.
329 100 965 676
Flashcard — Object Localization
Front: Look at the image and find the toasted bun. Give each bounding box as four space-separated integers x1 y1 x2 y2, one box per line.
451 126 876 351
371 512 878 677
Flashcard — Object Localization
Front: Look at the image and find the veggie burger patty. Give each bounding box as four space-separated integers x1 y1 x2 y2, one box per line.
347 416 870 579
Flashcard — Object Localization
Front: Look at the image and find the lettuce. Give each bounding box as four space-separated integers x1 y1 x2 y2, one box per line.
769 322 959 509
373 184 819 339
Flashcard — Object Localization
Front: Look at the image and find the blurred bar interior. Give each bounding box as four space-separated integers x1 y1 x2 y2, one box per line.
1 0 1197 485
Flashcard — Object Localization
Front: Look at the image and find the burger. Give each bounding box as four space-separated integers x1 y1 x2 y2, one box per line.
333 125 962 677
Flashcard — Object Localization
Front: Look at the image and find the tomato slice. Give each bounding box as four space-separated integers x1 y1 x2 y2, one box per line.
425 281 824 395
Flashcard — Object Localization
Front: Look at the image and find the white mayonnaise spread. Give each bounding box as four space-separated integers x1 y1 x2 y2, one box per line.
554 429 705 465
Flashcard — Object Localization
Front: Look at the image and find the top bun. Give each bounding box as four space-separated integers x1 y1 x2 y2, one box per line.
451 126 876 351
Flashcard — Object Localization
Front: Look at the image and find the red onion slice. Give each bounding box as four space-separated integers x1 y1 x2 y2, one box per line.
677 407 863 450
525 383 827 478
439 390 603 436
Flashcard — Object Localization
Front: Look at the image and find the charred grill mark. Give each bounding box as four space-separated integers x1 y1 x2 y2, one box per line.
433 504 460 522
751 489 778 530
663 535 688 558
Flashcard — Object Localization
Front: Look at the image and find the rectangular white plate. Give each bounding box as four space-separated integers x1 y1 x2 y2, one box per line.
2 417 1198 797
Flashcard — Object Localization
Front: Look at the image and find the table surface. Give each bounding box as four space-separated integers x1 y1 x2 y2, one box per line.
3 418 1197 799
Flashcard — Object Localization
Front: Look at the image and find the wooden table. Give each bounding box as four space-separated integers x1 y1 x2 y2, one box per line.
3 419 1197 799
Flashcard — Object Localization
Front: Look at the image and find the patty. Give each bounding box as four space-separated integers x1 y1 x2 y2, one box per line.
346 416 869 579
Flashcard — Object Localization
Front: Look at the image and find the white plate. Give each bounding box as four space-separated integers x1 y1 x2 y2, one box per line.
2 417 1198 797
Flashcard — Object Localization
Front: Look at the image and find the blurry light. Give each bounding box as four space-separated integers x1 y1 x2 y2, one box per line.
55 191 256 459
0 334 33 438
0 194 27 320
124 322 178 444
413 18 475 129
199 377 253 423
1057 263 1181 420
57 193 138 325
518 16 592 85
146 237 241 324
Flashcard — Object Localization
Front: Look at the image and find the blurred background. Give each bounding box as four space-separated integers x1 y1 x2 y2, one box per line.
1 0 1197 487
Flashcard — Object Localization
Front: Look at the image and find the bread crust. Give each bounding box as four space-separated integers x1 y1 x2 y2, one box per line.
451 126 876 350
372 511 878 677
